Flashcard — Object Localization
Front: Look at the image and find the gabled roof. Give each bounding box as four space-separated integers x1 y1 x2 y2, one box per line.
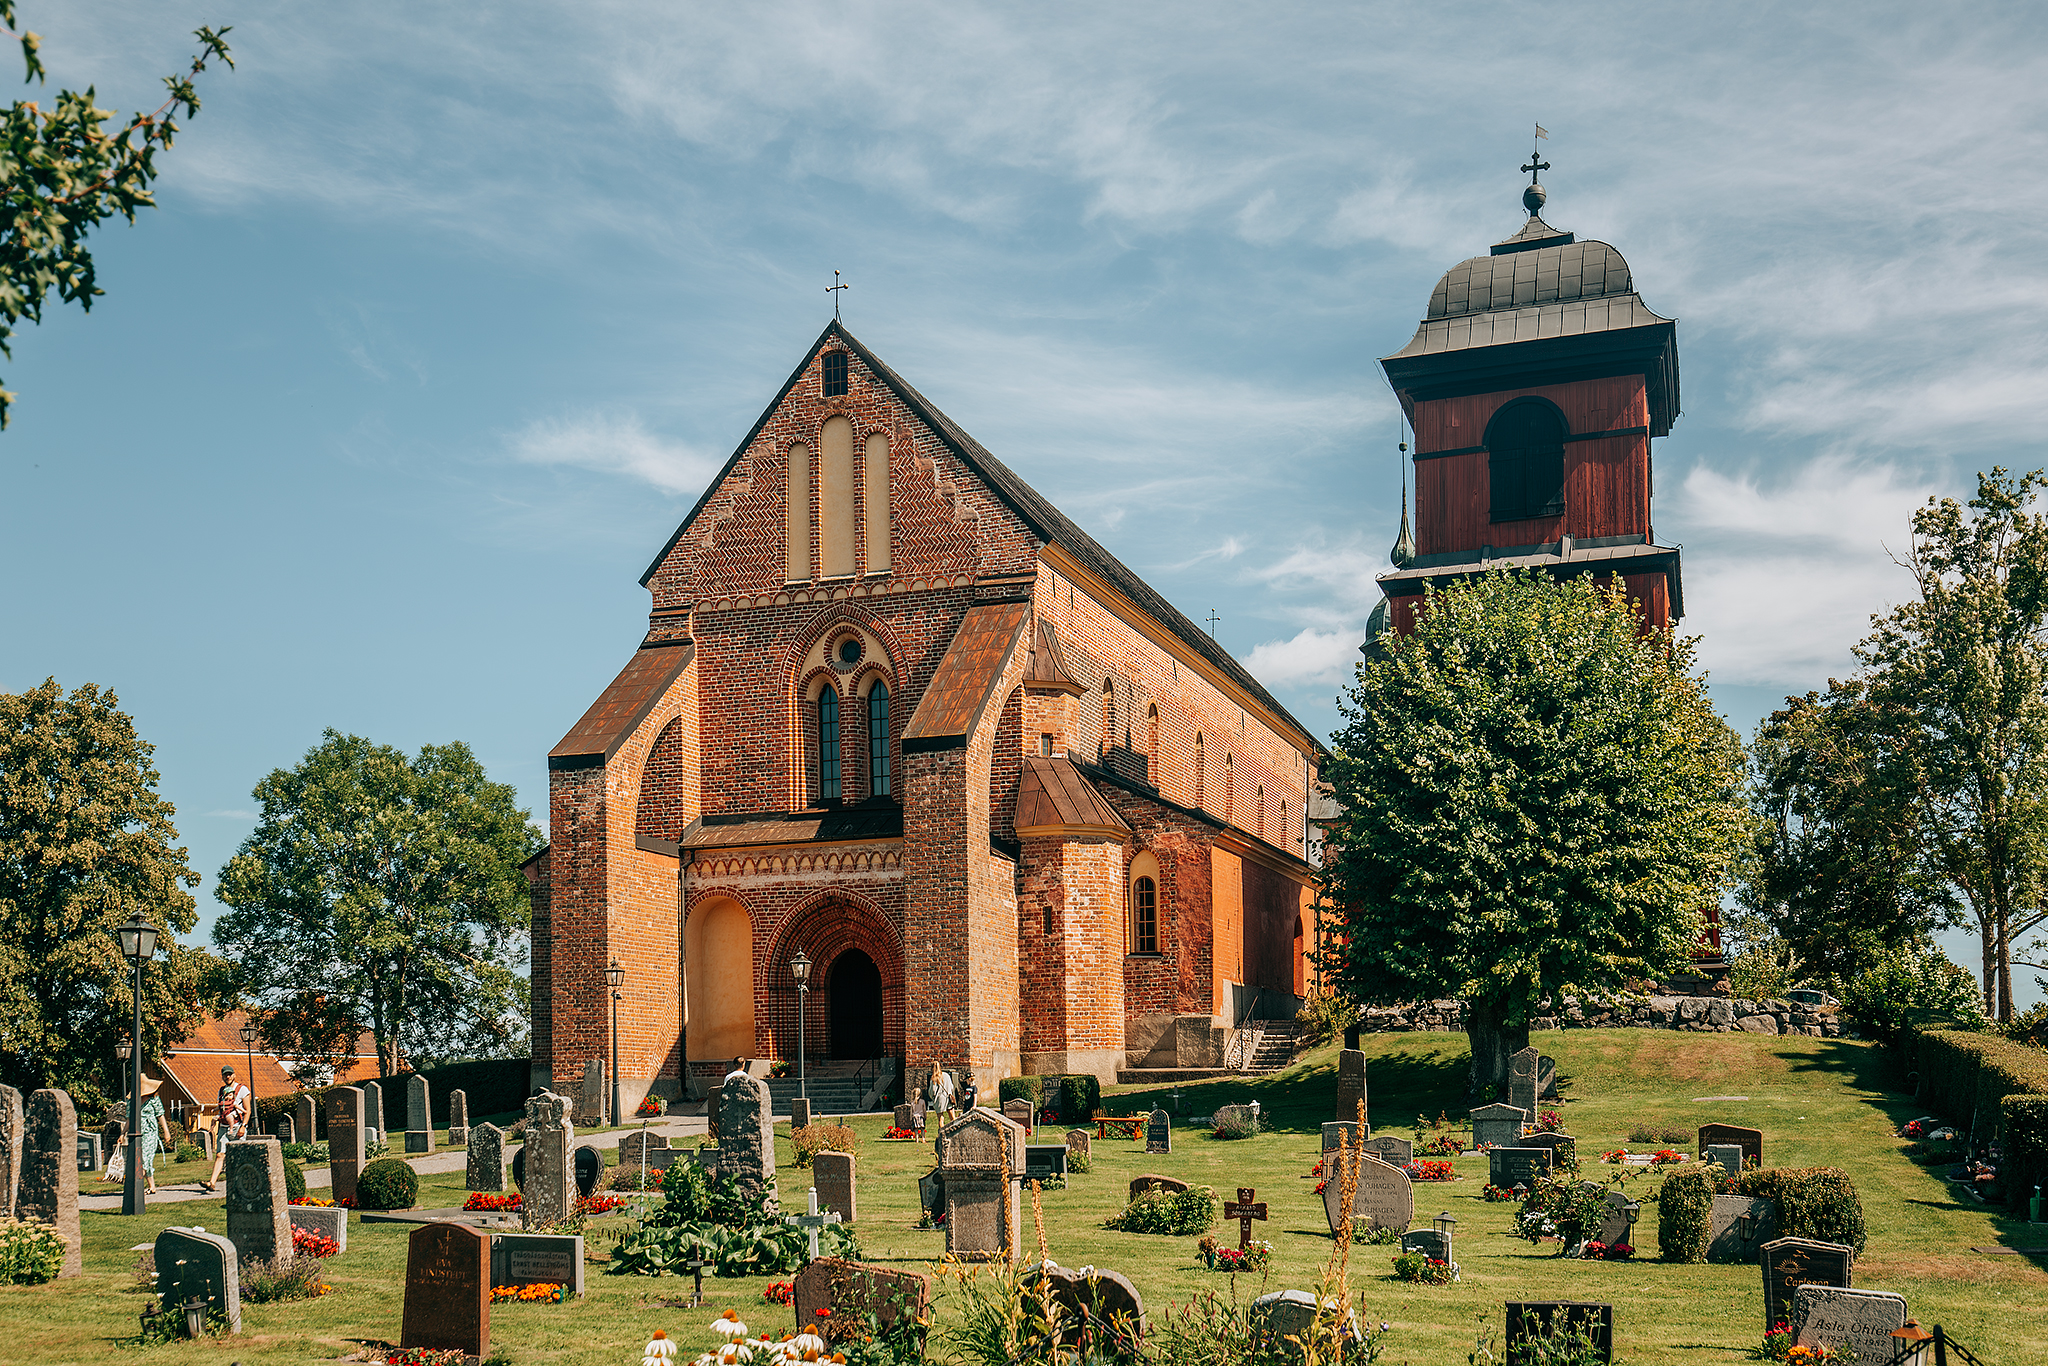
1022 620 1084 694
901 602 1032 752
638 321 1322 755
1015 757 1130 839
549 641 695 771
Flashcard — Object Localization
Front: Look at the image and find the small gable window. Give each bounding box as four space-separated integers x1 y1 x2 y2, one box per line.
1487 399 1567 523
1131 875 1158 955
822 351 849 397
819 684 841 801
868 681 891 798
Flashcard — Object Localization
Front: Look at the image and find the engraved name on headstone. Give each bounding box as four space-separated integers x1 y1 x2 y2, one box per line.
401 1221 490 1359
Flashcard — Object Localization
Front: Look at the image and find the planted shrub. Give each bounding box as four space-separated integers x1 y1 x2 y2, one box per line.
2002 1095 2048 1212
1068 1149 1091 1175
355 1157 419 1211
1104 1185 1217 1236
792 1122 858 1168
282 1159 307 1202
1055 1074 1101 1122
606 1162 664 1192
1212 1111 1260 1140
0 1219 67 1284
997 1076 1043 1108
1656 1171 1713 1263
611 1163 857 1277
241 1251 328 1303
1731 1167 1866 1253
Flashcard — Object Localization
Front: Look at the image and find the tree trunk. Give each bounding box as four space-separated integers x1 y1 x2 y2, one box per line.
1465 997 1529 1101
1982 917 1996 1014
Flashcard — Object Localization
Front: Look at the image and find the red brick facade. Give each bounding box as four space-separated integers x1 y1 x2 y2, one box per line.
539 323 1324 1101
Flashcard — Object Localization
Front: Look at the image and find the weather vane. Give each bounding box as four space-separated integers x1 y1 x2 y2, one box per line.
1521 123 1550 184
827 269 849 321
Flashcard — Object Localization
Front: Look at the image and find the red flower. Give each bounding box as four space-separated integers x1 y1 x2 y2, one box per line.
816 1308 832 1318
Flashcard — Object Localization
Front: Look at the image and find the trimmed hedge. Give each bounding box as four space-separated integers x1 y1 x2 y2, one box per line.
252 1057 534 1140
1897 1029 2048 1139
2002 1095 2048 1211
997 1076 1042 1107
1656 1171 1713 1263
283 1159 307 1202
356 1157 419 1211
995 1074 1102 1123
1732 1166 1867 1253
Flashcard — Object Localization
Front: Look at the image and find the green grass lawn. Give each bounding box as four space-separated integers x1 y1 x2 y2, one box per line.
8 1030 2042 1365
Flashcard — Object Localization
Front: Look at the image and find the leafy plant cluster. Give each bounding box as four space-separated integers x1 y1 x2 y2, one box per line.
1292 986 1358 1050
240 1250 328 1303
1212 1111 1260 1141
609 1163 856 1278
996 1072 1102 1122
355 1157 418 1211
1102 1184 1217 1236
1512 1178 1614 1254
281 1141 331 1164
0 1217 65 1284
793 1122 859 1168
1839 942 1990 1046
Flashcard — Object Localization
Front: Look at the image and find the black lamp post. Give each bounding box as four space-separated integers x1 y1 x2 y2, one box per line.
606 959 624 1127
115 912 158 1215
239 1019 258 1132
790 950 811 1101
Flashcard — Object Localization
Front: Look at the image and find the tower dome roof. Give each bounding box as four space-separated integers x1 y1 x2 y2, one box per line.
1426 235 1636 320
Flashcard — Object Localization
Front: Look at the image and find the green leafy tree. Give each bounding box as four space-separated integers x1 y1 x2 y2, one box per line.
1321 571 1752 1097
0 679 221 1106
1855 468 2048 1020
0 5 232 426
1740 681 1958 986
214 731 543 1078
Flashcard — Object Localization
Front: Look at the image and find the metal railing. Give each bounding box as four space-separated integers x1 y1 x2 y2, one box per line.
1225 987 1267 1071
1885 1325 1984 1366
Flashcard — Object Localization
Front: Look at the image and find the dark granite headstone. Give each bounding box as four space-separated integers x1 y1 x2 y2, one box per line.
1698 1123 1763 1169
1024 1145 1069 1183
1521 1132 1576 1170
401 1221 490 1357
1334 1048 1368 1122
489 1230 584 1296
1144 1108 1170 1155
1401 1227 1451 1265
1760 1237 1854 1331
155 1226 241 1336
295 1093 318 1146
893 1104 914 1130
1538 1054 1559 1100
1509 1047 1539 1117
1487 1147 1553 1190
917 1167 943 1220
791 1097 813 1129
1506 1302 1612 1365
1024 1263 1148 1344
793 1257 933 1346
1471 1102 1527 1149
574 1145 603 1197
1360 1135 1413 1165
327 1087 365 1204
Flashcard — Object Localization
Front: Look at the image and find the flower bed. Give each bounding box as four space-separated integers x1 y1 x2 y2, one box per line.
464 1192 522 1212
1481 1183 1519 1202
1761 1320 1848 1362
1580 1239 1634 1260
1533 1109 1564 1133
1391 1251 1455 1284
881 1126 918 1140
762 1281 794 1305
1196 1235 1272 1271
289 1195 335 1207
1400 1159 1454 1182
492 1281 566 1303
291 1225 339 1259
579 1193 627 1216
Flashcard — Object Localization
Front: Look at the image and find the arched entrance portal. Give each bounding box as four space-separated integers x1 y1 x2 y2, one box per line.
829 949 884 1059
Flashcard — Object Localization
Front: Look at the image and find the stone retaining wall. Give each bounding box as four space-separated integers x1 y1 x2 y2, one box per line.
1357 996 1846 1038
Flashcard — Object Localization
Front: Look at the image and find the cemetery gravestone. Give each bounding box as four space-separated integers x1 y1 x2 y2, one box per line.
155 1226 241 1336
1760 1237 1855 1330
1522 1132 1576 1169
793 1258 933 1347
716 1073 778 1213
1252 1289 1359 1358
327 1087 366 1204
1321 1121 1364 1152
401 1221 490 1359
362 1080 384 1143
405 1074 433 1154
1323 1153 1413 1236
448 1089 469 1147
815 1150 857 1223
1708 1144 1745 1179
1470 1103 1527 1150
791 1097 812 1129
296 1093 317 1146
938 1108 1025 1262
1028 1264 1148 1345
0 1083 21 1219
1225 1187 1268 1248
76 1131 100 1173
20 1088 80 1277
224 1139 292 1266
1128 1173 1189 1200
1708 1195 1778 1263
1065 1129 1091 1162
917 1168 943 1222
1402 1228 1453 1270
1509 1047 1540 1117
619 1131 670 1165
521 1091 575 1230
1488 1147 1554 1190
1002 1097 1034 1132
275 1113 295 1145
894 1104 914 1130
490 1230 584 1296
289 1203 348 1254
1360 1135 1413 1165
1538 1054 1559 1101
1145 1107 1170 1154
1334 1048 1368 1122
582 1058 606 1127
1506 1302 1613 1365
1698 1123 1763 1169
1793 1286 1907 1364
574 1145 603 1197
1577 1184 1638 1245
1024 1144 1069 1183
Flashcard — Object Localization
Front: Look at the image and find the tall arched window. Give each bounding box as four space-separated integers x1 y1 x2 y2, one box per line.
1225 754 1235 820
1100 679 1115 758
1146 703 1159 769
868 681 890 798
1193 734 1205 809
1256 785 1266 838
1131 876 1158 954
1486 399 1567 523
819 684 841 802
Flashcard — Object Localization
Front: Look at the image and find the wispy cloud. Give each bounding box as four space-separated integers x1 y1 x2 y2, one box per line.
507 412 722 498
205 809 257 820
1242 626 1362 690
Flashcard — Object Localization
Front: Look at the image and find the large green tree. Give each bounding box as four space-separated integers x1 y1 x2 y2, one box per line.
214 731 543 1078
0 5 232 426
0 679 221 1107
1852 467 2048 1021
1321 571 1752 1097
1740 680 1959 985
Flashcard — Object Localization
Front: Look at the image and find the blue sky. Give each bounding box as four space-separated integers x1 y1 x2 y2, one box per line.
5 2 2044 1004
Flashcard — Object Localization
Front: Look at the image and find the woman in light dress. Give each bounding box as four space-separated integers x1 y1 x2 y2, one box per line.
135 1076 169 1195
927 1062 958 1124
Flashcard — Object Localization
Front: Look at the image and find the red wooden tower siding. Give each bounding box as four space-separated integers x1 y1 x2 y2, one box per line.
528 321 1327 1110
1370 172 1684 640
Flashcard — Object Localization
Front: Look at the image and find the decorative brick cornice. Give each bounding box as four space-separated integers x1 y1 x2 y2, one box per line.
686 843 905 882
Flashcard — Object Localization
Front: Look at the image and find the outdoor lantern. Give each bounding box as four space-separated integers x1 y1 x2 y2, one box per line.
1434 1210 1457 1238
606 960 624 992
115 1040 132 1062
239 1021 258 1045
182 1296 208 1339
1890 1322 1933 1366
790 950 811 987
116 912 158 965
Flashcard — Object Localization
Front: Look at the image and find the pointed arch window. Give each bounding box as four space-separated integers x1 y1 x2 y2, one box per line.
868 681 891 798
1193 733 1206 809
819 684 841 802
1131 876 1158 954
1486 399 1567 523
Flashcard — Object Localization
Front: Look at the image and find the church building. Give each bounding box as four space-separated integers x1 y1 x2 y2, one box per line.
526 323 1324 1108
1369 163 1684 639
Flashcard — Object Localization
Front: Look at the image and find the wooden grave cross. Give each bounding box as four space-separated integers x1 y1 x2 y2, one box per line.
1224 1186 1268 1248
787 1187 843 1261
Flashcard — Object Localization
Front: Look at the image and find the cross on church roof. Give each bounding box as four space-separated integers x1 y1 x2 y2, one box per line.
1206 609 1221 637
827 270 849 320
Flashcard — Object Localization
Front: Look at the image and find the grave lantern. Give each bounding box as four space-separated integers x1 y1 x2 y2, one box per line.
790 950 812 1101
606 959 624 1127
181 1296 208 1340
1434 1210 1457 1238
1889 1321 1932 1366
115 911 157 1216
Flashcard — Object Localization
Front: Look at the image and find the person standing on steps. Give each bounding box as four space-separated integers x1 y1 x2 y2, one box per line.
202 1064 251 1193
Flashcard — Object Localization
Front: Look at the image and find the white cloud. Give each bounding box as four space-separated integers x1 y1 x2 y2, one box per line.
507 412 721 498
1241 626 1364 690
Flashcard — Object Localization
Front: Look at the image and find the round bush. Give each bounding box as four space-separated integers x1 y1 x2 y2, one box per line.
356 1157 419 1211
282 1159 307 1202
